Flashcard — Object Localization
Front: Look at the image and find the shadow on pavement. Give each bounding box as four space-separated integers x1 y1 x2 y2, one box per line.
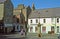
0 35 26 39
0 31 20 35
0 35 8 39
0 32 25 39
8 37 26 39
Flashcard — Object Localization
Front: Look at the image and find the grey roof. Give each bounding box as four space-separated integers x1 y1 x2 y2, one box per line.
0 0 6 3
28 7 60 18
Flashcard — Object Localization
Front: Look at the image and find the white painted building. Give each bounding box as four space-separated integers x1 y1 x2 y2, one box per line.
28 8 60 34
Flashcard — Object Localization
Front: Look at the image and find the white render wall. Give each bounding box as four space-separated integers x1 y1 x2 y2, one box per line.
28 18 53 25
28 18 60 34
28 25 37 33
41 26 51 33
28 18 60 25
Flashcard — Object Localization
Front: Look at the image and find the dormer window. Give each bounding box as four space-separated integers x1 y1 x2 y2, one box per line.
45 10 48 12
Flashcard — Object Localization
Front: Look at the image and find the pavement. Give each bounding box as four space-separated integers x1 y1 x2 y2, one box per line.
0 32 26 39
0 32 59 39
26 33 59 39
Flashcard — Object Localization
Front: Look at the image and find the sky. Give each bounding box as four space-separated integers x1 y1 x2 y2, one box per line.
11 0 60 9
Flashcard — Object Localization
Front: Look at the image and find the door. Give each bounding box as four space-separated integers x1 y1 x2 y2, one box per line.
57 26 59 33
42 26 46 33
30 27 33 32
51 26 54 33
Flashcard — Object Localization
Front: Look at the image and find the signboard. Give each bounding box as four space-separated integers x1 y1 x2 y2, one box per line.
4 24 13 27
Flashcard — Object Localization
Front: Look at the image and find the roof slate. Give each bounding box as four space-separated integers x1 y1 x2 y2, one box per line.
0 0 6 3
28 8 60 18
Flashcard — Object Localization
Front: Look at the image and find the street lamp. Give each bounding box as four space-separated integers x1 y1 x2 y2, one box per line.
37 12 41 37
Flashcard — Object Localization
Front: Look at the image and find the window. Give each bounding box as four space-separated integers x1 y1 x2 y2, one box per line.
36 19 38 23
30 20 32 23
57 18 59 23
57 26 59 33
57 26 59 28
51 26 54 31
6 5 9 8
43 19 46 23
20 10 21 13
30 27 33 32
45 10 48 12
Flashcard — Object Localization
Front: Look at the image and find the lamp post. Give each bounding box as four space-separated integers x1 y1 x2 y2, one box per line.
37 12 41 37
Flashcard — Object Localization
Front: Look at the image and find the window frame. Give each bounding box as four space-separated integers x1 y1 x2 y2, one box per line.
30 27 33 32
51 26 54 31
36 19 38 23
57 26 59 33
43 19 46 23
57 18 59 23
30 20 32 23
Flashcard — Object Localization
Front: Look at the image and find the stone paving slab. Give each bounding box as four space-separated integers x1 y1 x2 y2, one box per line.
0 32 25 38
0 32 59 39
27 33 59 39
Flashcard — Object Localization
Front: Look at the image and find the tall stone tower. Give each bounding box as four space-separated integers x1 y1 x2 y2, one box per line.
32 3 35 11
0 0 13 33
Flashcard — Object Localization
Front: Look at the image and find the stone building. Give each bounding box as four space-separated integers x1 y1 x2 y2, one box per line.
28 7 60 34
13 4 32 32
31 3 35 11
13 7 25 32
14 4 32 22
0 0 13 33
